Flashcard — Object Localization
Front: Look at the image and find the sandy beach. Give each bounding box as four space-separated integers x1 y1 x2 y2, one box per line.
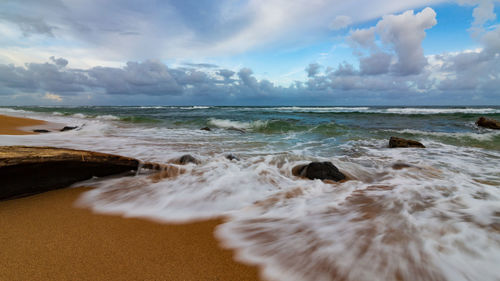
0 114 261 281
0 114 47 135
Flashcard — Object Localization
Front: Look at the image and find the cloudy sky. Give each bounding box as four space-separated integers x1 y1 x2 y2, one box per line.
0 0 499 105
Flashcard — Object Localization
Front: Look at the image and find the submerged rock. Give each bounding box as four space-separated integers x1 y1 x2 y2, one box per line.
0 146 142 200
33 129 50 133
292 161 346 182
175 154 199 165
476 117 500 130
392 163 413 170
389 137 425 148
60 126 78 132
226 153 240 161
200 127 211 131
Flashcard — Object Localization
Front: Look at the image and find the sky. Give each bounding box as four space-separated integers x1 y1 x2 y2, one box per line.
0 0 499 106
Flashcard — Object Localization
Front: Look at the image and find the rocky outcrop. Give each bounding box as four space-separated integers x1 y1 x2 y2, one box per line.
0 146 144 200
60 126 78 132
389 137 425 148
476 117 500 130
200 127 211 131
175 154 200 165
33 129 50 133
292 161 346 182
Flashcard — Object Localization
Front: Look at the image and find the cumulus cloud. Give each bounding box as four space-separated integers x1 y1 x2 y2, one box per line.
0 51 498 105
348 7 437 76
359 52 393 75
305 63 321 77
329 15 352 30
0 4 498 105
458 0 499 35
50 56 68 67
348 27 377 50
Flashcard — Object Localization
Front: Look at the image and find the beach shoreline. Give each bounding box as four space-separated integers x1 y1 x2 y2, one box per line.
0 114 47 135
0 113 261 281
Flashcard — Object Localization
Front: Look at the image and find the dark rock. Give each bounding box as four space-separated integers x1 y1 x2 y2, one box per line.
226 154 240 161
0 146 142 200
33 129 50 133
476 117 500 130
227 127 246 133
292 164 308 177
60 126 78 132
392 163 413 170
176 154 199 165
389 137 425 148
200 127 211 131
292 162 346 182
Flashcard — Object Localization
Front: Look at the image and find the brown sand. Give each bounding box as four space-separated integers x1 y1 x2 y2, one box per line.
0 187 261 281
0 114 262 281
0 114 47 135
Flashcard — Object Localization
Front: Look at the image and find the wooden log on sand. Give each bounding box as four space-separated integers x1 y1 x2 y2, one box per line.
0 146 146 200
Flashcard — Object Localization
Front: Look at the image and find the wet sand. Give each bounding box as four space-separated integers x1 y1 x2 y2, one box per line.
0 114 47 135
0 113 261 281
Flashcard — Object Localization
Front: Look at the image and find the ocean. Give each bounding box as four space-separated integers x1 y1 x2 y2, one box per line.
1 105 500 281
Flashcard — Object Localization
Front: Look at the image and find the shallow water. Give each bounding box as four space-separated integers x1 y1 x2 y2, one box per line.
1 106 499 281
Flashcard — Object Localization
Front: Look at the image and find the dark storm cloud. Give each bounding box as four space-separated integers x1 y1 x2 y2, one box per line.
0 50 499 105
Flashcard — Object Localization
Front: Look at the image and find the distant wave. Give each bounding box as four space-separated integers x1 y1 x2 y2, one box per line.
383 107 500 114
208 118 267 130
267 107 500 114
180 106 211 109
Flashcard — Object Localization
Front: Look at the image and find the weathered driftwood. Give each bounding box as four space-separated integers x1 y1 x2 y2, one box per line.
0 146 144 200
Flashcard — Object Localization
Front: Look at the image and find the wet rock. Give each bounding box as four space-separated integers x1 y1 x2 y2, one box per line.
226 154 240 161
0 146 142 200
392 163 413 170
292 162 346 182
175 154 199 165
389 137 425 148
227 127 246 133
292 164 308 177
60 126 78 132
150 164 185 182
33 129 50 133
476 117 500 130
200 127 211 131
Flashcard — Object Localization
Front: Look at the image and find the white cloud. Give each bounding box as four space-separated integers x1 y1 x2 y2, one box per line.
348 7 437 76
0 0 448 65
329 15 352 30
43 92 63 102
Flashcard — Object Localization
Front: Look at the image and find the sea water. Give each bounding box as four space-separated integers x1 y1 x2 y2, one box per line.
1 106 499 281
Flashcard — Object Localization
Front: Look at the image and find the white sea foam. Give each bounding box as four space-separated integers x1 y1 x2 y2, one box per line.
180 106 211 109
264 107 500 114
383 128 500 141
97 114 120 120
273 106 370 112
2 108 499 281
208 118 268 130
0 107 29 114
383 107 500 114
